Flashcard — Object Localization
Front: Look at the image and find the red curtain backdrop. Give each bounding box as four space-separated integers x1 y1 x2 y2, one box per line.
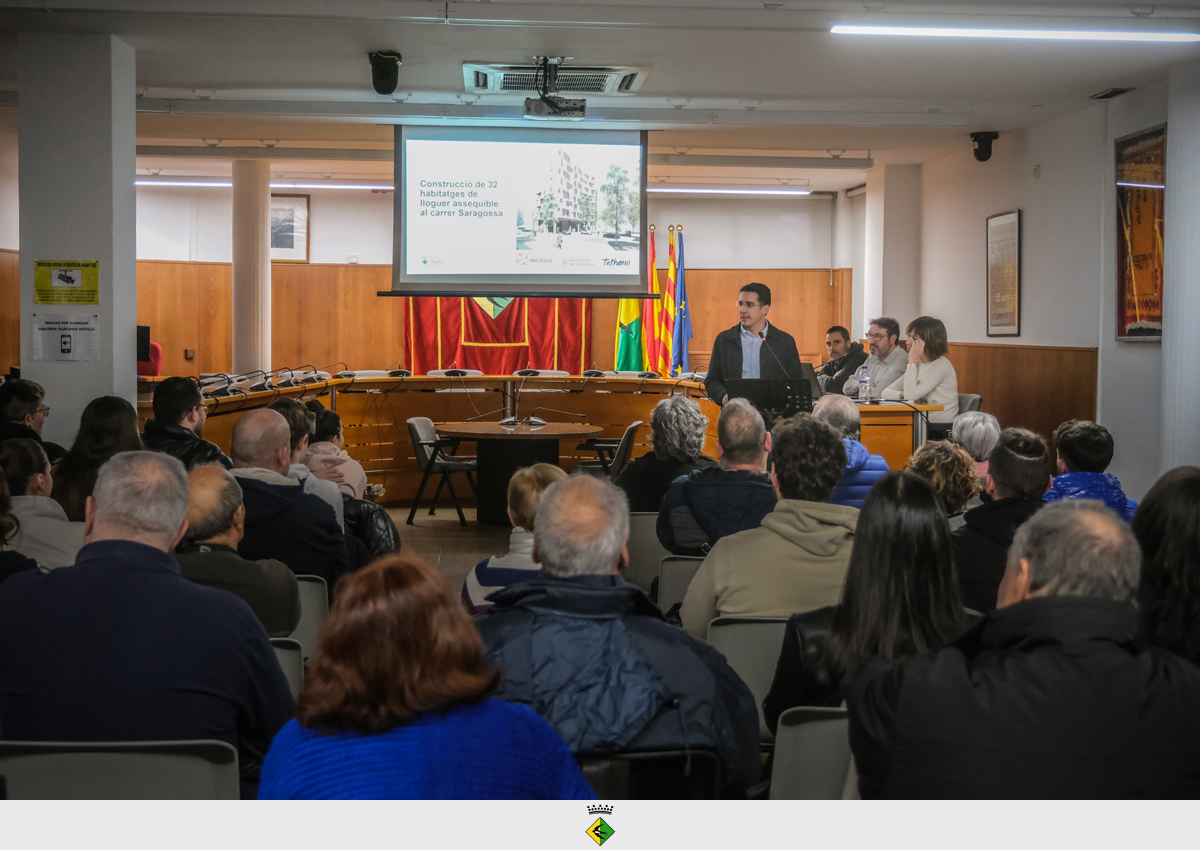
404 296 593 374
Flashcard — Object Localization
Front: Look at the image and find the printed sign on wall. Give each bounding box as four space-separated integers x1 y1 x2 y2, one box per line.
34 260 100 305
31 313 100 361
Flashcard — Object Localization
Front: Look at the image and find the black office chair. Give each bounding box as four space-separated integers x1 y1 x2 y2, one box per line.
576 420 643 478
406 417 478 526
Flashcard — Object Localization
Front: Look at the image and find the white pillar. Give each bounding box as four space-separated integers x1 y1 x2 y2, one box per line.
881 164 922 327
1161 60 1200 470
18 33 136 447
863 167 885 325
232 159 272 375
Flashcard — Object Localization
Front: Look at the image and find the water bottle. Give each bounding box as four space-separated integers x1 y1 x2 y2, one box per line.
858 364 870 401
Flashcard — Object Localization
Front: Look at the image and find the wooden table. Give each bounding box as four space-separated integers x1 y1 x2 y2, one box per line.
858 402 944 471
436 421 603 525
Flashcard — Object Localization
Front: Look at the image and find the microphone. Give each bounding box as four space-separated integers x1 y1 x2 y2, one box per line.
500 368 533 426
465 406 507 422
388 359 413 379
582 360 604 379
759 327 795 381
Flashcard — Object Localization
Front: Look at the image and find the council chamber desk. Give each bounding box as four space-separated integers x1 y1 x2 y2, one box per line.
136 375 938 512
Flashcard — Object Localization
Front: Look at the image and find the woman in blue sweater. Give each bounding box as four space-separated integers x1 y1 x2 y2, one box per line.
258 554 596 800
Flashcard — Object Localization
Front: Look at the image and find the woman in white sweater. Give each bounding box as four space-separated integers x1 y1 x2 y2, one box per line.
881 316 959 423
0 438 85 569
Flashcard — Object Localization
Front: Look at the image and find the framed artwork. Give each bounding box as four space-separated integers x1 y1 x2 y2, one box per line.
1115 125 1165 341
270 194 310 263
986 210 1021 337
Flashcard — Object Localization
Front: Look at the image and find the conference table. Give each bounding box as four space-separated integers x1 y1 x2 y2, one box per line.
136 374 939 510
435 421 602 525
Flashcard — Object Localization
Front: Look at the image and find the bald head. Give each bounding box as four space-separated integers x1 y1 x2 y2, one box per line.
185 465 245 546
717 397 769 469
814 394 861 441
231 408 292 474
533 474 630 577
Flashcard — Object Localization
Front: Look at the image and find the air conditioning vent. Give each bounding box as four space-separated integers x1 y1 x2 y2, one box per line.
463 63 649 96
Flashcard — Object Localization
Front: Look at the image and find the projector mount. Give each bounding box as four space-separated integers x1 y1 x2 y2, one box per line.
525 56 586 119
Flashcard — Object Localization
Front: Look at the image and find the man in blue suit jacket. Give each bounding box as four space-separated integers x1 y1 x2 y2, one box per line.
814 394 889 508
0 451 293 798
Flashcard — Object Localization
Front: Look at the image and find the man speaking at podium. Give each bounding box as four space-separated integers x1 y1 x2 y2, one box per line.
705 282 803 406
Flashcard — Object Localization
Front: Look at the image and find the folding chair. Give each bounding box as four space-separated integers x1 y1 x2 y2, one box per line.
406 417 478 526
706 616 790 743
657 555 705 613
288 575 329 666
576 420 642 478
576 750 722 800
622 511 671 594
769 707 852 800
0 740 239 800
271 637 305 699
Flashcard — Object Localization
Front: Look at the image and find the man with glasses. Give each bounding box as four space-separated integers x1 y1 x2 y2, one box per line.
704 282 803 406
842 317 907 400
0 379 66 462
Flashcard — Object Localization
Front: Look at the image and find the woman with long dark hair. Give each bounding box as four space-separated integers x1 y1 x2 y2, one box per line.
763 471 968 732
258 554 595 799
51 396 144 522
1133 467 1200 663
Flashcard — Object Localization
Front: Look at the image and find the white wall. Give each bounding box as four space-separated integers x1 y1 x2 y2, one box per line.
0 125 17 251
921 104 1106 347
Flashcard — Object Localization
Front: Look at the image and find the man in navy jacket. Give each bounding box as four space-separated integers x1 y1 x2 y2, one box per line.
704 282 803 407
0 451 293 798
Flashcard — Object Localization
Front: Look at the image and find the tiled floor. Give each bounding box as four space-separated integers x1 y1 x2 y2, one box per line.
385 506 512 592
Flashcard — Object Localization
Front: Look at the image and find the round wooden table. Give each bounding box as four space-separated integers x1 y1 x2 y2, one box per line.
436 421 603 526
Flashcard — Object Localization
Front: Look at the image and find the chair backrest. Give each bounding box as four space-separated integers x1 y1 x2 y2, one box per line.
428 369 484 377
271 637 305 699
607 420 643 479
706 617 790 743
769 707 852 800
625 511 671 594
575 750 722 800
406 416 438 471
658 555 704 612
136 341 163 376
288 575 330 666
958 393 983 413
0 740 239 799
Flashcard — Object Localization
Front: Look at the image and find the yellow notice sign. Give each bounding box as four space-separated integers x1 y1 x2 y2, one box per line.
34 260 99 305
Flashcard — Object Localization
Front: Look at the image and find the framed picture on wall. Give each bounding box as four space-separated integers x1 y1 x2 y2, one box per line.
986 210 1021 337
270 194 310 263
1115 125 1165 341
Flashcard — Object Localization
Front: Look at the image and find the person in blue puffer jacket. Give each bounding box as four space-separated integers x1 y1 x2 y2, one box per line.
1045 419 1138 521
814 395 890 508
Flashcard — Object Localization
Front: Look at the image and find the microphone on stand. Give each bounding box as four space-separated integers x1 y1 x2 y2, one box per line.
500 367 533 426
759 328 795 381
528 407 585 426
578 362 601 393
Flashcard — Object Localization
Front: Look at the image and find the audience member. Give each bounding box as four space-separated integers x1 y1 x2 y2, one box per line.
614 395 717 512
0 475 38 584
881 316 959 423
905 441 980 530
845 500 1200 798
0 379 66 463
763 472 966 732
141 376 232 470
302 400 368 499
268 398 344 530
462 463 567 614
51 396 144 522
952 411 1001 480
0 438 84 568
952 428 1052 612
816 326 867 393
0 451 294 797
842 317 906 399
230 409 349 590
1133 467 1200 664
1046 419 1138 521
259 555 595 800
175 465 301 637
680 414 856 638
813 394 889 509
657 398 775 556
476 475 761 792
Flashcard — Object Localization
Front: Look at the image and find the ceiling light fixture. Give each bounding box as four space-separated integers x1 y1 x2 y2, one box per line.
134 180 232 187
1116 181 1165 189
135 181 396 190
646 187 811 196
830 24 1200 42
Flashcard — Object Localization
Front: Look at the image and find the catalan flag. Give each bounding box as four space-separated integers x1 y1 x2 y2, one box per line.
641 225 664 373
672 228 692 375
655 226 678 376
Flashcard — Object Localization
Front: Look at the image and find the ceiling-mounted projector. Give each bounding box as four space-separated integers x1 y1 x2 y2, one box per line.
523 96 586 120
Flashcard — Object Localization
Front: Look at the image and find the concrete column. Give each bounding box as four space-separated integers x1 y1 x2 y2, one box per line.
232 159 272 375
1161 61 1200 470
880 164 922 326
863 167 885 325
18 33 136 446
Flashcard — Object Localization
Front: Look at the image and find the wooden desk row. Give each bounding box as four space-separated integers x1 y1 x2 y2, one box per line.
136 375 938 505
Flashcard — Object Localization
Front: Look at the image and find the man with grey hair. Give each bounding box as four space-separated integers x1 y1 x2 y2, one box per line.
814 394 889 509
175 464 300 636
230 407 348 590
476 474 761 793
0 451 294 798
844 500 1200 798
614 394 717 512
657 397 776 556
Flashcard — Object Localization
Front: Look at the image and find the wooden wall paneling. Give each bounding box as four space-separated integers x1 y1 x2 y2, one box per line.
592 298 619 370
0 250 18 375
136 260 233 377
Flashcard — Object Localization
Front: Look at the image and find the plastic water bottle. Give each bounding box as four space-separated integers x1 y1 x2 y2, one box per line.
858 365 870 401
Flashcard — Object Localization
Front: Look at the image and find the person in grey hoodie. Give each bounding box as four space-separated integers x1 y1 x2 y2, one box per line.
680 414 858 639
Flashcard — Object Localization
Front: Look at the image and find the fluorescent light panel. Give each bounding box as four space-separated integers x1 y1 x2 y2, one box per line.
1116 181 1165 189
647 187 811 196
831 24 1200 42
135 180 394 189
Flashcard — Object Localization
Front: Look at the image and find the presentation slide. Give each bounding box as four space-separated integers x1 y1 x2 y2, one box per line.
394 126 647 297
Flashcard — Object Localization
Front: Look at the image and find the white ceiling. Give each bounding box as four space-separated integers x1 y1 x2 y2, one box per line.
0 0 1196 188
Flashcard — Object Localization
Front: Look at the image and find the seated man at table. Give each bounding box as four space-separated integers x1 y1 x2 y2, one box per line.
813 394 889 509
657 398 775 556
816 326 867 394
842 317 907 400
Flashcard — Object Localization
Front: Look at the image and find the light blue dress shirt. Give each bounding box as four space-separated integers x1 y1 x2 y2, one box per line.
740 322 767 379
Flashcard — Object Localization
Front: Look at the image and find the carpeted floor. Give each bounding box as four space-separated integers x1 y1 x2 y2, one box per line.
384 506 513 593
